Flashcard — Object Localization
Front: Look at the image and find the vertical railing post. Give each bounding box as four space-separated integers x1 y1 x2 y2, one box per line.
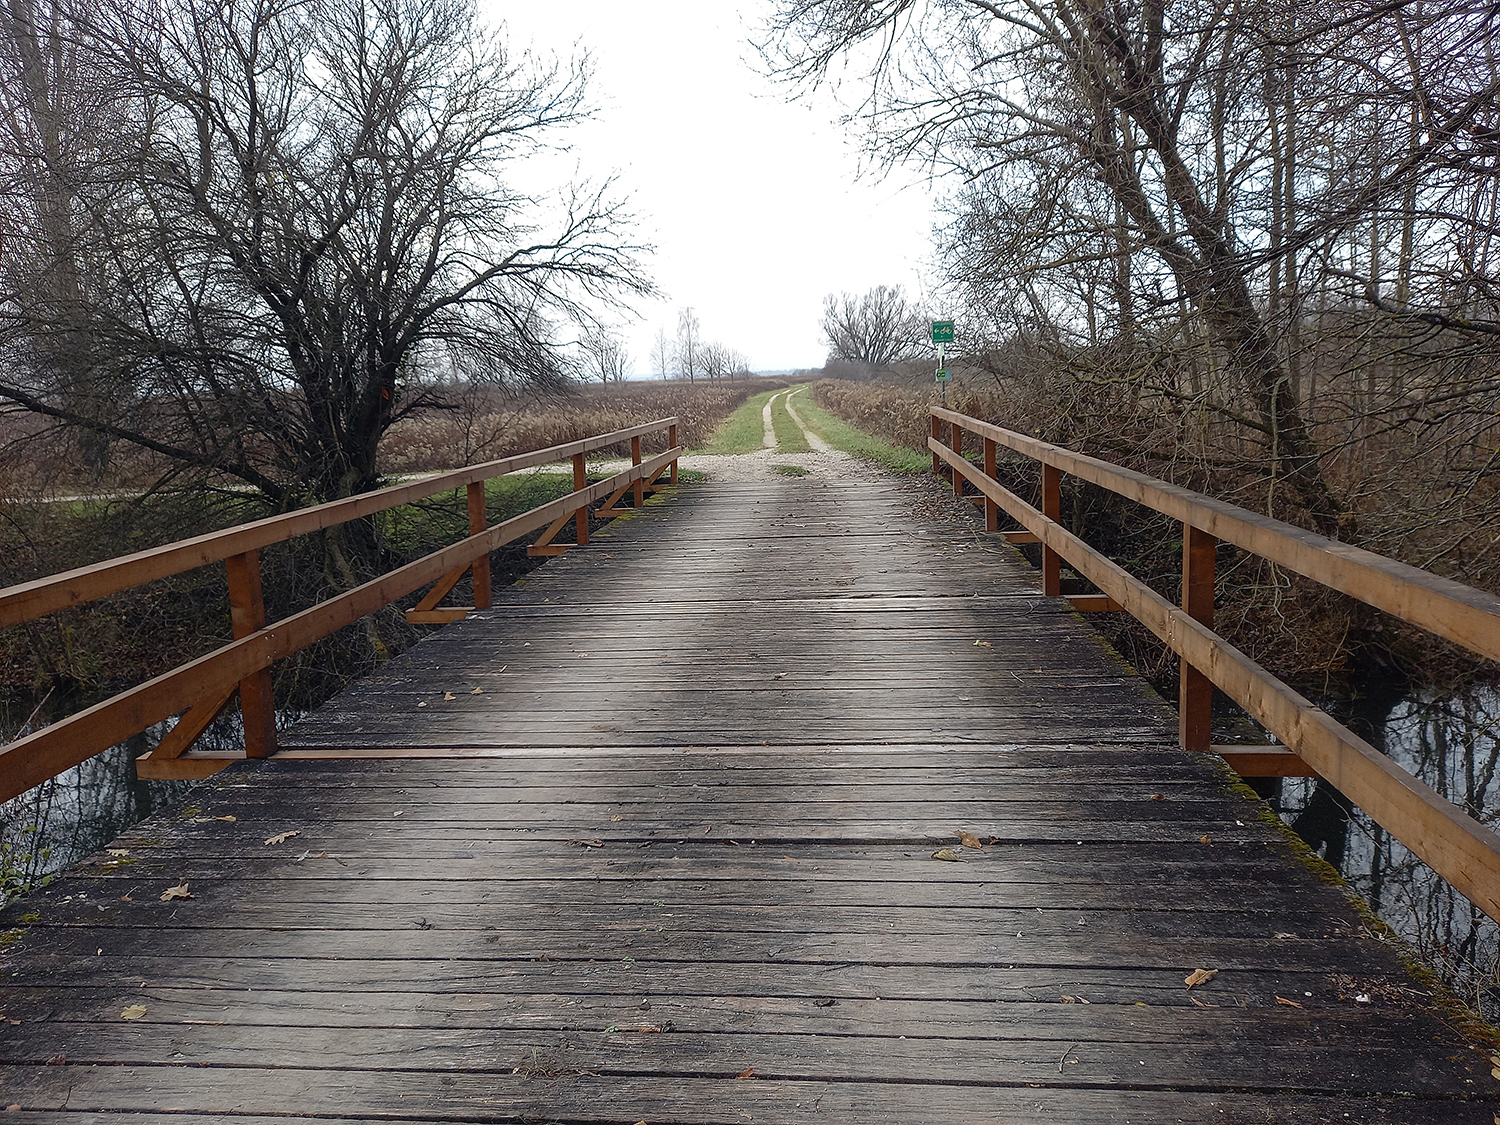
225 549 275 759
668 422 679 484
466 482 493 608
931 414 942 478
1041 463 1062 597
631 435 644 507
571 453 589 546
950 422 964 497
1180 524 1217 752
982 436 999 532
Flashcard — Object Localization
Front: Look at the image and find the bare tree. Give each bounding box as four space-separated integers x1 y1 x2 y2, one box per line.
676 307 701 382
649 326 673 380
0 0 651 518
821 285 924 368
581 329 630 383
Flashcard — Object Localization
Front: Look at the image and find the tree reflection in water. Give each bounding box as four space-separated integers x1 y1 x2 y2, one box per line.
1276 686 1500 1019
0 706 259 903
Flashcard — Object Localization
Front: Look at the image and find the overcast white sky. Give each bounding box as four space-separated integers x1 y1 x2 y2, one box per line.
489 1 939 374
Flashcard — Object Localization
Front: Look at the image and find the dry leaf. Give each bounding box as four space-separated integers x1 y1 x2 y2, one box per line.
159 883 192 902
955 829 983 850
1184 968 1218 988
931 848 961 862
638 1025 661 1033
215 815 237 822
120 1004 147 1020
470 687 483 695
1198 834 1213 845
609 815 623 822
1275 995 1304 1008
45 1054 65 1065
1149 793 1165 801
972 639 992 647
734 1068 756 1080
264 830 300 846
443 692 457 701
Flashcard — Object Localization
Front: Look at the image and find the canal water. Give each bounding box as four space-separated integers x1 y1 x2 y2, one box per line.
4 684 1500 1017
1272 684 1500 1017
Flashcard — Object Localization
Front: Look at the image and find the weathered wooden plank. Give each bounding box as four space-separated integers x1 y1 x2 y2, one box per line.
1 1022 1486 1097
3 1069 1488 1125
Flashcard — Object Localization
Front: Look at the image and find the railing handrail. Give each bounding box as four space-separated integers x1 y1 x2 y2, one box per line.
0 417 677 630
929 406 1500 923
0 419 682 802
931 406 1500 664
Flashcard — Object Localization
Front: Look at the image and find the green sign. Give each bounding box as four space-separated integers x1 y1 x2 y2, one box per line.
931 320 954 344
935 367 951 382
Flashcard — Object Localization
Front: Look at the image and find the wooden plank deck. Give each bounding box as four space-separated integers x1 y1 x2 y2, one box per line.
2 465 1497 1122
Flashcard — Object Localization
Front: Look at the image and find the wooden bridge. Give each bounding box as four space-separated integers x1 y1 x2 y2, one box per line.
3 413 1500 1121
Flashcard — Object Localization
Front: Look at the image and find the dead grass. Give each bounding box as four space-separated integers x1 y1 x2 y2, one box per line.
378 378 791 474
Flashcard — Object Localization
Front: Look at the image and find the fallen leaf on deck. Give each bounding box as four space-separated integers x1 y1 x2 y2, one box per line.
45 1054 65 1065
1149 794 1165 801
973 639 992 647
931 848 961 862
443 692 456 701
215 815 237 822
264 831 300 846
568 839 605 848
734 1068 756 1079
1275 995 1304 1008
121 1005 147 1020
638 1025 661 1033
1198 834 1213 845
609 815 623 822
159 883 192 901
1184 968 1218 988
955 830 983 850
470 688 483 695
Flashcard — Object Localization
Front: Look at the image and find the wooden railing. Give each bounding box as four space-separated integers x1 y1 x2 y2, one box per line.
929 406 1500 922
0 418 681 799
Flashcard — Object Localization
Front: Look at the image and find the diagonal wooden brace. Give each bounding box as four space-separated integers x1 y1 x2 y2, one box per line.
142 686 237 762
594 477 636 518
527 507 581 557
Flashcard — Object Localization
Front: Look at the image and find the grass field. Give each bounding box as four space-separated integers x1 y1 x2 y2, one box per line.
786 387 930 472
769 390 812 452
698 387 782 454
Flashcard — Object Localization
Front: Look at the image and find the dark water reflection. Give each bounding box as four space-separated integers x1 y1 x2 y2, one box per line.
1274 686 1500 1018
0 707 280 903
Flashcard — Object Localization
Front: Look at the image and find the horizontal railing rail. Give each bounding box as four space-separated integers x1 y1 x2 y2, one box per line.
0 419 681 799
0 419 677 630
929 406 1500 923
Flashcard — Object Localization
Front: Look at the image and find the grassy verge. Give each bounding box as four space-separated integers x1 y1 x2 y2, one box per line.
698 387 783 454
770 390 812 453
787 388 930 472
